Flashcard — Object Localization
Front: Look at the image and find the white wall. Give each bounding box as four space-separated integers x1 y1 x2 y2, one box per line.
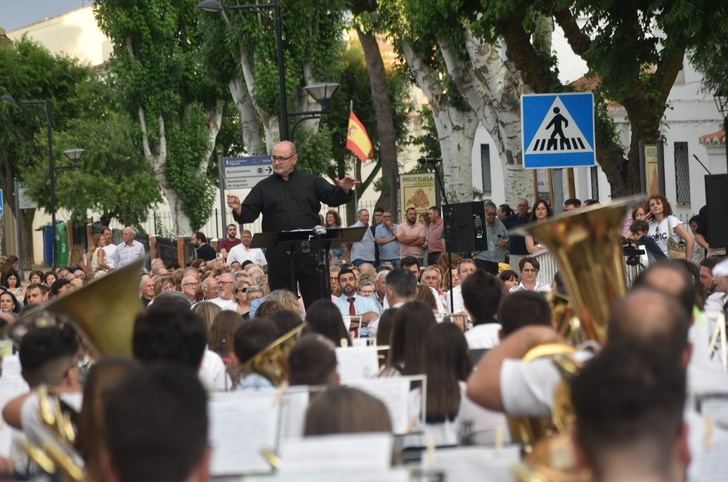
8 7 111 67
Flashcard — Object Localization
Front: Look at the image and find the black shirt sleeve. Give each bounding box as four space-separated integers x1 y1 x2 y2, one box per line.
233 170 353 232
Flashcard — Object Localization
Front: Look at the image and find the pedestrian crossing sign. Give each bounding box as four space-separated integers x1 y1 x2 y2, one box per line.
521 92 596 169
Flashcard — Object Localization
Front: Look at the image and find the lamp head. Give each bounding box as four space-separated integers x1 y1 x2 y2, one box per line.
197 0 223 12
303 83 340 112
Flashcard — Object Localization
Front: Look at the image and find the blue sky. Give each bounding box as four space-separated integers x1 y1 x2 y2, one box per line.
1 0 91 32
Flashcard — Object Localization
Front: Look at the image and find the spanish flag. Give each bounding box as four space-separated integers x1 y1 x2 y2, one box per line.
346 108 373 163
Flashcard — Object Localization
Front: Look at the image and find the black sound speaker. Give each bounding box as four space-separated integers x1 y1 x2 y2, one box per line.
705 174 728 247
442 202 487 253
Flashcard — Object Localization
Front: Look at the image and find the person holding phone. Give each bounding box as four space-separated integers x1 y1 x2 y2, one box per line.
474 201 509 275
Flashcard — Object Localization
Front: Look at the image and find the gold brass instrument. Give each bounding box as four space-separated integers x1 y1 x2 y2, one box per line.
509 199 636 482
244 324 305 386
10 259 145 482
10 257 146 358
20 385 88 482
517 198 635 343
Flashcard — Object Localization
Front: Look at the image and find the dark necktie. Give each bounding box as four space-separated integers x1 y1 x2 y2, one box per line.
348 297 356 316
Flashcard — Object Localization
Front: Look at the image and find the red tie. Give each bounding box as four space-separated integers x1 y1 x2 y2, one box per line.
348 297 356 316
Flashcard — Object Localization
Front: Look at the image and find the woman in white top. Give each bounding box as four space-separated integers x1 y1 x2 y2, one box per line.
424 322 509 446
525 199 552 254
647 194 693 258
89 233 110 272
510 257 551 293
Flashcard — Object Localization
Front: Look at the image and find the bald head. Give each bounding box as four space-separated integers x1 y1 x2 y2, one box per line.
608 288 689 364
633 261 695 316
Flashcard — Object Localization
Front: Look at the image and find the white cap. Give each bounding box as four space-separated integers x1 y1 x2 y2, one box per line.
713 259 728 278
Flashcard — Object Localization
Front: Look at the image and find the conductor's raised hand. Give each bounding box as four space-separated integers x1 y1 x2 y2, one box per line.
334 175 361 193
226 194 242 214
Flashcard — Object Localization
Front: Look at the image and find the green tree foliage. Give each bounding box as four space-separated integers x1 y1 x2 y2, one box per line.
322 41 411 183
198 0 348 156
467 0 725 195
95 0 225 232
689 3 728 96
0 37 91 211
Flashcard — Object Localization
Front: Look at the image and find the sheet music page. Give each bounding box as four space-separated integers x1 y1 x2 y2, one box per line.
209 392 279 476
336 346 379 382
278 433 393 474
278 389 309 442
692 426 728 482
700 397 728 425
428 445 520 482
243 469 409 482
0 355 30 457
347 378 411 434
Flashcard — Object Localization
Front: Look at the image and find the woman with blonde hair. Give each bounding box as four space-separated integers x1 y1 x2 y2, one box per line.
192 301 222 337
88 233 109 273
267 289 303 318
152 275 175 297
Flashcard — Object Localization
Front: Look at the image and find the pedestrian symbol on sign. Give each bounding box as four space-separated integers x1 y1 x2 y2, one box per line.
521 92 595 169
525 97 592 155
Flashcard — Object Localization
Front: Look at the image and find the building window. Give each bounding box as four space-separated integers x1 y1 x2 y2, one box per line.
590 166 599 200
674 142 690 206
480 143 492 195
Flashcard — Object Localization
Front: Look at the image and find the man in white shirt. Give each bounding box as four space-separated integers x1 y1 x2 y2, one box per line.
209 272 239 311
349 209 376 266
112 227 145 268
334 268 381 335
226 230 267 268
461 270 502 350
446 259 477 314
102 226 117 268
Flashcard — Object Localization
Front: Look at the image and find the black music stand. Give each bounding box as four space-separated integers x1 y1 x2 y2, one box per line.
252 226 367 298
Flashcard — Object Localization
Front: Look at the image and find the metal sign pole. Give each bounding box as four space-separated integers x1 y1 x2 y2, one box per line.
218 155 227 234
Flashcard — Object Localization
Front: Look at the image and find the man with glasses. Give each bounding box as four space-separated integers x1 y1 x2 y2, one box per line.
375 210 400 268
474 201 509 275
227 141 358 308
209 272 238 311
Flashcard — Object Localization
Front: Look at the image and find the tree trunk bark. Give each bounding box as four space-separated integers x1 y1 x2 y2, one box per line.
436 30 534 205
356 27 398 211
229 78 266 155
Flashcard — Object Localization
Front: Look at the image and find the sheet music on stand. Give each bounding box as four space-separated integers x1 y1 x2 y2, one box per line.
346 375 427 435
0 355 29 457
425 445 521 482
705 311 727 373
209 387 314 477
335 346 383 382
690 393 728 482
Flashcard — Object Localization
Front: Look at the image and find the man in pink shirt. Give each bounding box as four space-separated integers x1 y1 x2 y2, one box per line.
427 206 444 265
397 207 426 261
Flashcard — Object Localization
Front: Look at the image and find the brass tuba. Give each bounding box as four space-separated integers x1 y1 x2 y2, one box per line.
509 198 637 481
244 324 305 386
516 198 635 343
10 257 146 358
10 258 145 482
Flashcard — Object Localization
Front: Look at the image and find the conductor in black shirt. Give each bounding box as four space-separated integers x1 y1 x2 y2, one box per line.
226 141 359 308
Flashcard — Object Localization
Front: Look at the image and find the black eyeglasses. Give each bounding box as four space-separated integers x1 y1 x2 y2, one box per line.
236 287 248 294
271 154 295 162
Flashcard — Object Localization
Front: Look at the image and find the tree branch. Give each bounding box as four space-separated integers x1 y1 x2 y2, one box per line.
498 15 561 92
552 7 591 59
361 159 382 194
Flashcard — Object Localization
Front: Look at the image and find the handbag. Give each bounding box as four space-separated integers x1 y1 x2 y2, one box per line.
666 217 687 260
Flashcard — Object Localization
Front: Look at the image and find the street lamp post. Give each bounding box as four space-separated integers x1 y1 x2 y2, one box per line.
1 95 57 266
199 0 289 140
288 82 340 138
713 89 728 173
